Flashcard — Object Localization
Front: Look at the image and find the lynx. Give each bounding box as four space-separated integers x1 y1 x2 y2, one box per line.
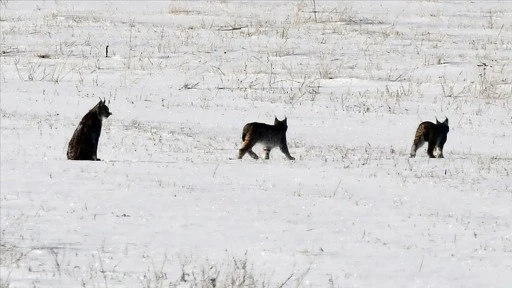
238 117 295 160
67 99 112 161
410 117 449 158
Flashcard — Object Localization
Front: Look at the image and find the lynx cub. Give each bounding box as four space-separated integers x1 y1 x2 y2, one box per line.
67 99 112 161
410 117 449 158
238 117 295 160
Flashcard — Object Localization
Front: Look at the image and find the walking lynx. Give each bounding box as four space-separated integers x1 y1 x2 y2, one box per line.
410 117 449 158
67 99 112 161
238 117 295 160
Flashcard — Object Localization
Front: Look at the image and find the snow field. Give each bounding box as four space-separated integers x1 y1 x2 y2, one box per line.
1 1 511 287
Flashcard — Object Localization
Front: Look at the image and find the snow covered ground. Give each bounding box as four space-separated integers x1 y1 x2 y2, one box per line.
1 1 511 287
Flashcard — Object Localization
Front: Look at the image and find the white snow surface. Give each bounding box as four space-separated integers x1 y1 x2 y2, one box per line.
1 1 511 287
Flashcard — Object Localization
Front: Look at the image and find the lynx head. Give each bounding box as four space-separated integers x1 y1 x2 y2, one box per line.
274 116 288 131
95 98 112 119
435 117 449 134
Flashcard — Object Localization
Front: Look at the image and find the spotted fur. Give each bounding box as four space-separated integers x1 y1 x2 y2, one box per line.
67 99 112 161
238 117 295 160
410 117 449 158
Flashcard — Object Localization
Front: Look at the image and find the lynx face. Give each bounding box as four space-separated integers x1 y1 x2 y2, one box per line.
97 101 112 119
238 117 295 160
67 99 112 161
410 117 449 158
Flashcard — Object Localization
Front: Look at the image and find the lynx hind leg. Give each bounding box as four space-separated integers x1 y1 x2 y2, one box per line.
410 126 426 158
239 147 259 160
247 149 259 160
410 138 425 158
238 138 259 160
239 144 258 159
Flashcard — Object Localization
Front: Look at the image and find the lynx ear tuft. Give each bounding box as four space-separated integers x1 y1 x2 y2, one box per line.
436 117 440 124
444 117 449 125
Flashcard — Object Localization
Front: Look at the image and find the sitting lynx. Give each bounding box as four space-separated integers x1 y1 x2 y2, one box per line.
238 117 295 160
410 117 449 158
67 99 112 161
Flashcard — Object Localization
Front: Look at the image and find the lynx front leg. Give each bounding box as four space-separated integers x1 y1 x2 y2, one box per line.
263 147 271 160
426 140 436 158
435 136 447 158
91 137 100 161
435 145 445 158
436 148 444 158
279 142 295 160
434 147 444 158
